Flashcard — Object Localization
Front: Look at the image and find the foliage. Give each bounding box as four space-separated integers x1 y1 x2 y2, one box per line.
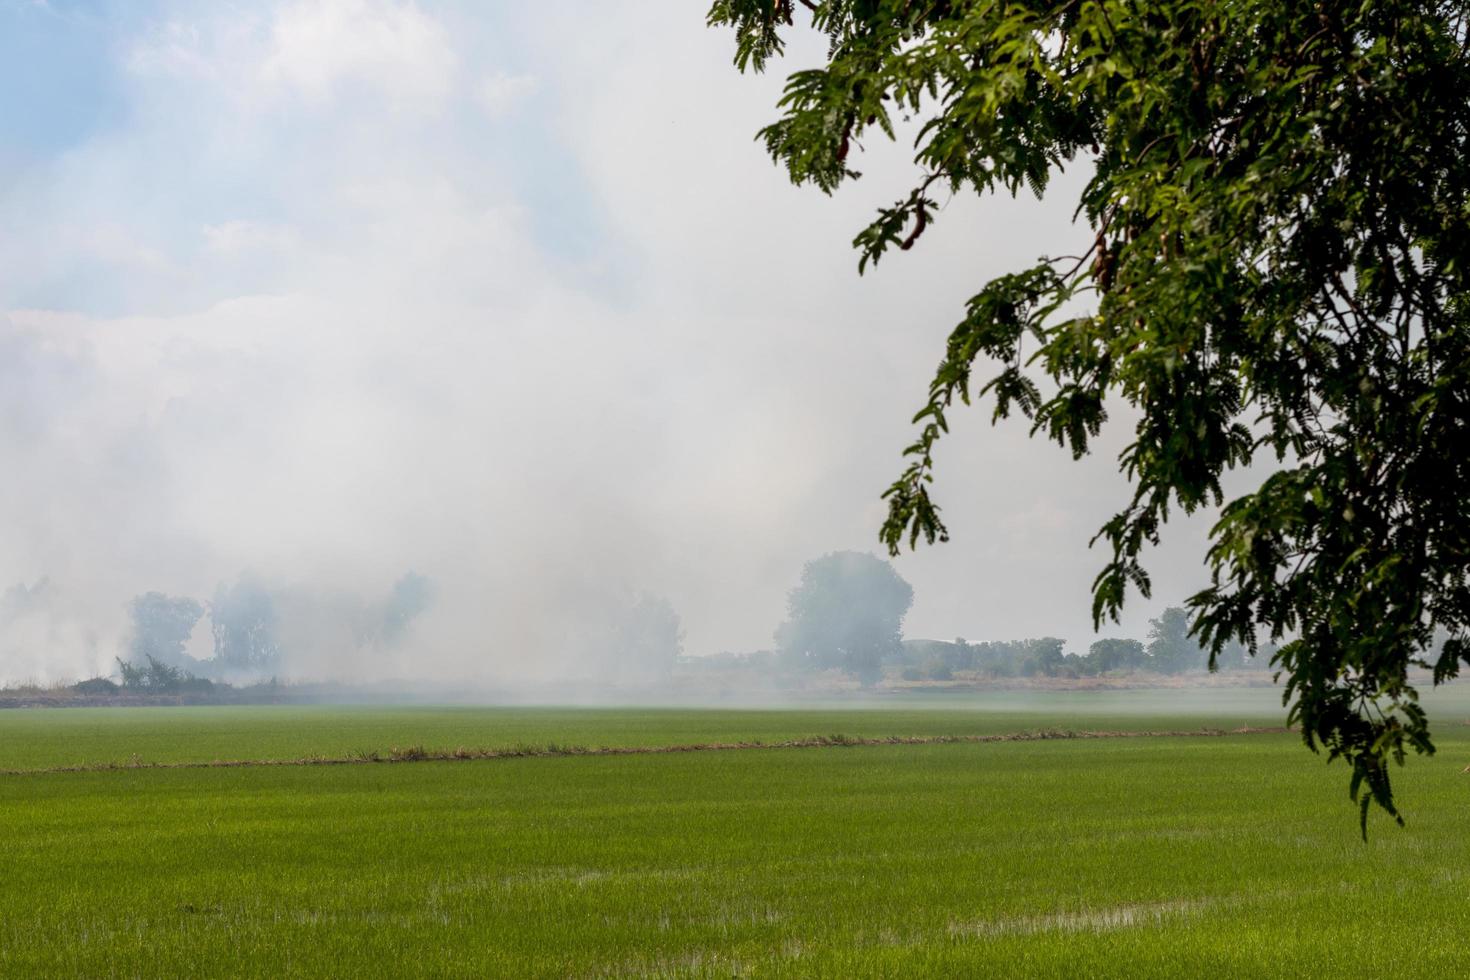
1214 635 1253 671
1018 637 1067 678
117 571 433 683
210 577 282 673
71 677 120 695
124 592 204 670
611 594 685 684
378 571 436 646
904 635 1121 677
777 551 914 684
115 654 213 694
923 657 954 681
901 627 1256 677
1146 606 1205 675
711 0 1470 830
1087 638 1147 674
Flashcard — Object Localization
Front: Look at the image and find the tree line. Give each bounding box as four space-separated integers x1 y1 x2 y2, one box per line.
112 579 685 692
898 607 1260 683
752 551 1264 686
114 571 434 691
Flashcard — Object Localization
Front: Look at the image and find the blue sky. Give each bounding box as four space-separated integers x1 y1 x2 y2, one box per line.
0 0 615 314
1 2 129 160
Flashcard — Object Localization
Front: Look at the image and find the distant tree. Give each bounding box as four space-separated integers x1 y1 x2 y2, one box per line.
1020 637 1068 678
1214 637 1252 672
966 639 1025 677
1147 607 1204 675
116 653 182 691
777 551 913 685
612 593 684 685
116 654 214 694
115 657 145 689
1066 652 1097 678
923 657 953 682
380 571 435 645
124 592 204 670
1087 638 1147 675
899 638 955 669
210 577 281 673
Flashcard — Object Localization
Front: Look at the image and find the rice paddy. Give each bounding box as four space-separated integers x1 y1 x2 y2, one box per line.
3 690 1468 977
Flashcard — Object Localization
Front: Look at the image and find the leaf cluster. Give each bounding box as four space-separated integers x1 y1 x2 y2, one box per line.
711 0 1470 832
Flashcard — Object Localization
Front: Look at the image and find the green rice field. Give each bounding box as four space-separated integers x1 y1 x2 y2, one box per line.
3 689 1470 977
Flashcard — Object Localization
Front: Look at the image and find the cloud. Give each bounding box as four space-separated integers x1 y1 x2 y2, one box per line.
127 0 456 113
126 20 223 80
262 0 456 110
476 71 535 118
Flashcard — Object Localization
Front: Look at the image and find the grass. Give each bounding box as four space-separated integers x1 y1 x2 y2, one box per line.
0 688 1301 771
2 691 1469 976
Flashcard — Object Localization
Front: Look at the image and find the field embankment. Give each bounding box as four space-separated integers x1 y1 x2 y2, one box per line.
0 690 1295 771
0 725 1288 775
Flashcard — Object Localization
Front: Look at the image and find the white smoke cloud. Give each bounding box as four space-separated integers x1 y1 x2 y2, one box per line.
0 0 1218 685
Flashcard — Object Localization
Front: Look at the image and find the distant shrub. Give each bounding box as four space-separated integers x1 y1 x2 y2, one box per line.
116 655 214 694
177 675 215 695
54 672 236 701
924 659 954 681
900 667 923 682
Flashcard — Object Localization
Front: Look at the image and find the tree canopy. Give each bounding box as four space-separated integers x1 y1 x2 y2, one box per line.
710 0 1470 830
1087 637 1146 674
210 577 282 673
382 572 435 643
777 551 914 684
125 592 204 670
1146 605 1204 675
611 594 686 685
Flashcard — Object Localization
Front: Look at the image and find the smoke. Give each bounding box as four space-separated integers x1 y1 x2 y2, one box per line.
0 1 1225 688
0 579 103 683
